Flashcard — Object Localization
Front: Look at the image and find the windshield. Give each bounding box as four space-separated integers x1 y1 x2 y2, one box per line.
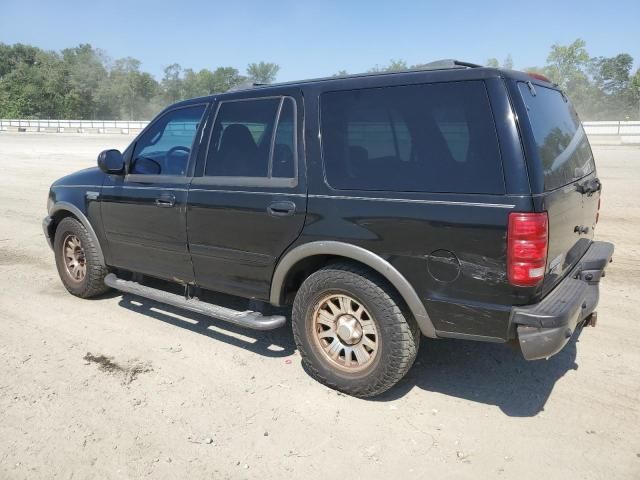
518 82 595 191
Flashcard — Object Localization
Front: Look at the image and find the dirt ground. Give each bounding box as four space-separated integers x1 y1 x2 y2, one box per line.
0 133 638 479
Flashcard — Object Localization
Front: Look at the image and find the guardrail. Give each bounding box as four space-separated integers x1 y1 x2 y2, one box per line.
583 121 640 137
0 119 150 134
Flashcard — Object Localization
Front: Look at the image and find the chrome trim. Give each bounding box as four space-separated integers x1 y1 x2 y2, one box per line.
125 174 191 184
308 194 515 209
190 176 296 188
188 188 305 197
103 185 189 192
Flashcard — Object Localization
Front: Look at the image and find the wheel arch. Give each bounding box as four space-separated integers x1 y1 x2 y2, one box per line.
270 241 436 338
48 202 105 265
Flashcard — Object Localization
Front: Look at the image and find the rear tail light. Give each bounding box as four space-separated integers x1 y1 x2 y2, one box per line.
507 212 549 287
528 72 552 83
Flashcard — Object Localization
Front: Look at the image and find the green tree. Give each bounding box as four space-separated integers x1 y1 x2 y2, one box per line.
631 69 640 120
106 57 159 120
246 62 279 84
161 63 184 103
368 59 408 73
486 57 499 67
60 44 108 118
503 54 514 69
545 39 590 89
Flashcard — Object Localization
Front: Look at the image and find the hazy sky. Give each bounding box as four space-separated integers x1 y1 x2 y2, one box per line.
1 0 638 81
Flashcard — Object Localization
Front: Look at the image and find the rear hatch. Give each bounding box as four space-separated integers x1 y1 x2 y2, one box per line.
516 80 600 295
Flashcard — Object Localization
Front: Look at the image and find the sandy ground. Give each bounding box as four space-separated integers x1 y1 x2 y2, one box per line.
0 133 639 479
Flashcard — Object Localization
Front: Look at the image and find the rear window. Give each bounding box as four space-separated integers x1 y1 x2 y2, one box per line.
518 82 595 191
320 81 504 194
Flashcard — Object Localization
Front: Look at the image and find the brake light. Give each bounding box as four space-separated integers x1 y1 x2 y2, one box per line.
528 72 552 83
507 212 549 287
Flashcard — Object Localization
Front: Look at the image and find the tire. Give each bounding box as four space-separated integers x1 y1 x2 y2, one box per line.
53 216 110 298
292 262 420 397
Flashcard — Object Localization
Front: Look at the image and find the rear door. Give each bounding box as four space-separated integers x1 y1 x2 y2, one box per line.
514 81 599 294
187 91 307 300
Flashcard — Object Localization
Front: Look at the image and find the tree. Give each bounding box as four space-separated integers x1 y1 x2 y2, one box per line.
60 44 108 118
2 40 640 121
503 54 514 69
631 69 640 120
107 57 159 120
545 39 590 90
369 59 408 73
246 62 279 84
592 54 633 95
161 63 184 104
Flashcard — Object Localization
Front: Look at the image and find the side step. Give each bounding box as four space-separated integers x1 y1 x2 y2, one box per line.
104 273 286 330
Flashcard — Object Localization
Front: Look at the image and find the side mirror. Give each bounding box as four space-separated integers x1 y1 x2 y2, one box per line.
98 149 124 174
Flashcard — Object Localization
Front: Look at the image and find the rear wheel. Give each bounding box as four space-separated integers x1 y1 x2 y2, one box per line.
53 217 109 298
292 263 420 397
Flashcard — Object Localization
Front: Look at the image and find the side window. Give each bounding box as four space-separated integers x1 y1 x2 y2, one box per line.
205 98 279 178
320 81 504 194
517 83 594 191
272 98 296 178
131 105 206 176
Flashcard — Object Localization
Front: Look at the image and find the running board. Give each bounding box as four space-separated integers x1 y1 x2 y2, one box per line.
104 273 286 330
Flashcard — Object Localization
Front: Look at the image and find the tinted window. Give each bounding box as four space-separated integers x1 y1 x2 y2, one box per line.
518 83 595 191
320 81 503 193
272 98 296 178
132 105 206 175
205 98 280 177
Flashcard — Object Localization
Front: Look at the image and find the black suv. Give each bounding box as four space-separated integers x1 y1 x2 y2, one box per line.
44 60 614 397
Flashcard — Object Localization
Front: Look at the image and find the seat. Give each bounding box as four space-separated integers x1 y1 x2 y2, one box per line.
211 124 258 176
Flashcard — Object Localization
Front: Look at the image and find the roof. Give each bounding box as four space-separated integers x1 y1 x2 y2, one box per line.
170 60 555 109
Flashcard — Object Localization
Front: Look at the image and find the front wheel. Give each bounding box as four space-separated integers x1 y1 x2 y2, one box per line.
53 217 110 298
292 263 420 397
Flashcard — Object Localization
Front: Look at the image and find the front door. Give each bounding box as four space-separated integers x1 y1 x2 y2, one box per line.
187 92 307 300
101 103 208 283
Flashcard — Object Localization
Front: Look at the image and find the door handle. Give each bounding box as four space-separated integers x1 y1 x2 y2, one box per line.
155 194 176 208
267 200 296 217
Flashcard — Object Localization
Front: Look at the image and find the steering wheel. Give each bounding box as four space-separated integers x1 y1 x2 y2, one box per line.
165 146 191 175
166 145 190 159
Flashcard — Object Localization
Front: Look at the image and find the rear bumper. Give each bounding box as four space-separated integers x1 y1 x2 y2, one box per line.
511 241 614 360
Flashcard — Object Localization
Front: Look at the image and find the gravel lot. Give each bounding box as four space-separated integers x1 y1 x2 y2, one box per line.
0 133 639 479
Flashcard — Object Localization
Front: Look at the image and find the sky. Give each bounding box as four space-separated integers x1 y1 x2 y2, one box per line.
1 0 639 82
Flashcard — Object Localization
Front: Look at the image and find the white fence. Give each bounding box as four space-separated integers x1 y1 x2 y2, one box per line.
1 119 639 143
0 119 150 134
583 121 640 136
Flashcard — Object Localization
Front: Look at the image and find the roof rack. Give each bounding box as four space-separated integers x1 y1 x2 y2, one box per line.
416 59 483 70
224 59 484 93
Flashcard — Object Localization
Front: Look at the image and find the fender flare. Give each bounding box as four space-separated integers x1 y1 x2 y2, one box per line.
270 241 436 338
49 201 105 265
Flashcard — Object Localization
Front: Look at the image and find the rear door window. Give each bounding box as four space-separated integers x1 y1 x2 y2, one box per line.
517 82 595 191
204 97 297 181
205 98 280 178
320 81 504 194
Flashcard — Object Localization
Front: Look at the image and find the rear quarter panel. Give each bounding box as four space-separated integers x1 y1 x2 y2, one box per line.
297 77 534 341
